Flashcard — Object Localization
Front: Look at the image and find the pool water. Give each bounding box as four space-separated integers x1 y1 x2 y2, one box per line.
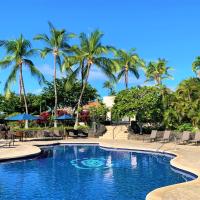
0 145 196 200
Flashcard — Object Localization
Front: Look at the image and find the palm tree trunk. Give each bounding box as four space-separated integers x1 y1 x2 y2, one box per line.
54 54 58 128
125 69 128 89
20 63 29 129
155 75 161 85
158 77 162 85
19 75 22 102
81 60 84 89
74 64 91 129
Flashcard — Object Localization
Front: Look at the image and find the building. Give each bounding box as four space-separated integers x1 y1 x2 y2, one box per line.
103 96 115 121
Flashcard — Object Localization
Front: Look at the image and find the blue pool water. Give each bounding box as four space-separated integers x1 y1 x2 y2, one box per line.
0 145 196 200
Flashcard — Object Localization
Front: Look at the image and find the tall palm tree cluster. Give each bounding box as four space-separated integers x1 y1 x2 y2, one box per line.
0 22 182 128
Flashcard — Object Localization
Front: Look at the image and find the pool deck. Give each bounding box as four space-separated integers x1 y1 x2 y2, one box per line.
0 138 200 200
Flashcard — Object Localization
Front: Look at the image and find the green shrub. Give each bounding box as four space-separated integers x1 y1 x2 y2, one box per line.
176 123 194 132
76 125 89 131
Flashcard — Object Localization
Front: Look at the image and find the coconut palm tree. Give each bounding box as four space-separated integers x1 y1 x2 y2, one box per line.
145 58 173 85
103 81 116 95
114 49 145 89
34 22 75 127
63 30 116 128
0 34 45 128
192 56 200 77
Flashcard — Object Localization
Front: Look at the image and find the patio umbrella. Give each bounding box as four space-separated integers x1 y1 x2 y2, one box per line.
56 114 74 135
5 113 39 121
56 114 74 120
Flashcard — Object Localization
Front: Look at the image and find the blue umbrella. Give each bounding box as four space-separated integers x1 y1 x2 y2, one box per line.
5 113 39 121
56 114 74 120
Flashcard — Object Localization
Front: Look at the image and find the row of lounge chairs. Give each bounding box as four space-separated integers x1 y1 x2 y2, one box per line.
0 128 89 146
145 130 200 145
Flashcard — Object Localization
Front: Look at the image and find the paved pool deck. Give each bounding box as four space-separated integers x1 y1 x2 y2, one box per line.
0 138 200 200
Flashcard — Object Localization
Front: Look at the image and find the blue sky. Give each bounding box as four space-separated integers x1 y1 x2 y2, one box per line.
0 0 199 97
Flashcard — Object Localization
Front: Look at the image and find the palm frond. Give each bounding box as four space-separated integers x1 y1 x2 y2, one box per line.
129 65 139 79
24 59 45 85
95 57 116 81
0 56 14 69
24 49 37 57
39 48 52 58
56 55 62 67
34 34 50 44
64 68 79 91
0 40 6 46
4 65 18 92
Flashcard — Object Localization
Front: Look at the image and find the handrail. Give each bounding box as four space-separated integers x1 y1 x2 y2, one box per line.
156 135 178 153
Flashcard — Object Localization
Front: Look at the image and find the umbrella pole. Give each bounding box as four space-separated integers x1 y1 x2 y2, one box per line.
25 120 28 129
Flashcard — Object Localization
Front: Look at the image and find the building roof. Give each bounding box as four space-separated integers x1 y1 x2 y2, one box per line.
83 101 101 110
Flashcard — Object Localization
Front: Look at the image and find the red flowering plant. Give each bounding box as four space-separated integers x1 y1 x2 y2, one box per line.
80 110 90 124
37 112 51 126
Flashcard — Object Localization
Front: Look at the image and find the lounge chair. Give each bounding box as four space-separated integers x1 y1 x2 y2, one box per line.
66 129 79 138
144 130 158 142
190 132 200 145
39 130 62 141
160 130 171 143
0 139 12 147
66 129 88 138
78 129 88 138
178 131 190 144
53 130 63 139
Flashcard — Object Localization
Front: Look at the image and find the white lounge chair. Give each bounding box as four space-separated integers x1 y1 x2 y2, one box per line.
144 130 158 142
160 130 171 143
190 132 200 145
178 131 190 144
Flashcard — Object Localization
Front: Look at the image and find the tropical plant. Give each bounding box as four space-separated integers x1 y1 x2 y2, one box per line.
41 77 99 110
34 22 75 127
176 123 194 132
192 56 200 77
103 81 116 95
89 104 108 123
164 78 200 129
0 35 45 127
0 92 21 114
115 49 144 89
63 30 116 128
112 86 164 133
145 58 173 85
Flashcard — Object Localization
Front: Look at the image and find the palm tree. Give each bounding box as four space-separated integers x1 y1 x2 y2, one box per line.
0 34 45 128
192 56 200 77
115 49 144 89
145 58 173 85
63 30 116 128
103 81 116 95
34 22 75 127
169 78 200 127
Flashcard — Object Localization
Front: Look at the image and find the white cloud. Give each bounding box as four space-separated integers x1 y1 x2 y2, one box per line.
88 67 108 81
39 64 65 78
88 67 148 88
31 88 43 94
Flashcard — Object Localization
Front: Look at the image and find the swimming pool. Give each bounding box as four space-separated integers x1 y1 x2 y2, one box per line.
0 144 197 200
